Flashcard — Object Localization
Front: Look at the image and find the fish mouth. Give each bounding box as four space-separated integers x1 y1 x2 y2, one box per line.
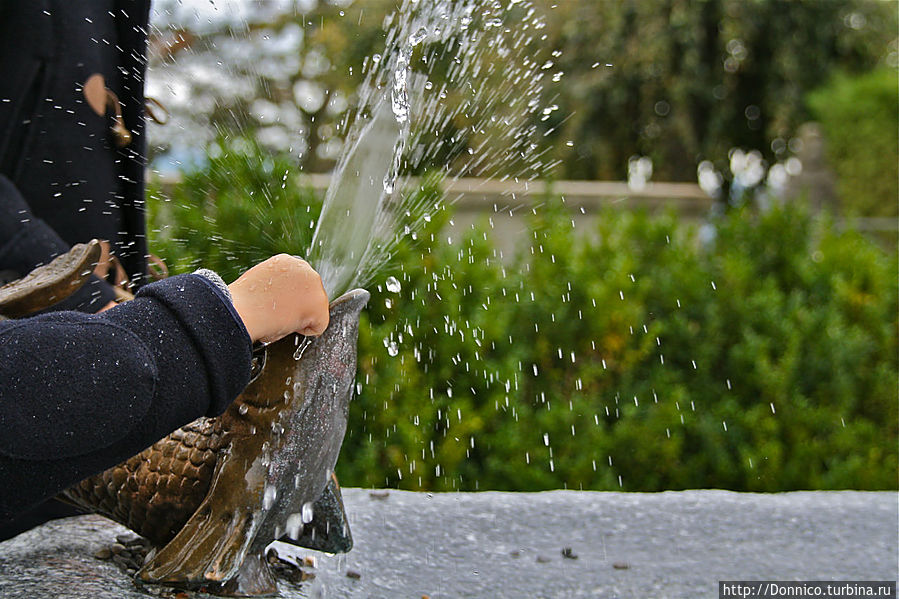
327 287 370 317
248 288 369 384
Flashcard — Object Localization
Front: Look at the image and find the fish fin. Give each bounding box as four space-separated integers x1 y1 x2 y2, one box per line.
278 473 353 554
137 451 267 585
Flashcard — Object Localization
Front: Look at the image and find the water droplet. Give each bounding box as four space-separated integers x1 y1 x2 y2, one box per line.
409 26 428 46
293 337 312 360
386 276 402 293
285 513 303 540
387 341 399 357
301 501 314 524
263 486 277 510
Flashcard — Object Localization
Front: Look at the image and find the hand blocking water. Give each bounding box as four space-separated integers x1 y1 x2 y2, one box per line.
228 254 329 343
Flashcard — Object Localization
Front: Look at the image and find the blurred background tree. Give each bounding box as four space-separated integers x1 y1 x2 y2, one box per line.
148 0 897 215
534 0 897 184
148 0 554 179
148 0 394 172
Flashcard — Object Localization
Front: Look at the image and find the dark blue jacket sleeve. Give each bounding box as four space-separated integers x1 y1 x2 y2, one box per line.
0 175 116 312
0 273 252 522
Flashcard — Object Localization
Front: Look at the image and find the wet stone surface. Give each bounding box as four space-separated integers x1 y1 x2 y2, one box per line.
0 489 896 598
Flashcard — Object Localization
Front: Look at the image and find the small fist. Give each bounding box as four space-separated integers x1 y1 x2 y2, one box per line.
228 255 329 343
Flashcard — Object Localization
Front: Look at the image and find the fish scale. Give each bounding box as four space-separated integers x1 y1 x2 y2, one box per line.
64 418 225 546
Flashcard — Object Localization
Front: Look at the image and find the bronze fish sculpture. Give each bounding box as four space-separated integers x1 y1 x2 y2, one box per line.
63 288 370 596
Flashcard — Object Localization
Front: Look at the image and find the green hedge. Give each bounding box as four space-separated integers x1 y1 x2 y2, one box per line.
808 68 899 217
147 139 320 282
148 148 898 491
346 204 897 492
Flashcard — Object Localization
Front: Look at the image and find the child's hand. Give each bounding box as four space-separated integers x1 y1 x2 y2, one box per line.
228 255 329 343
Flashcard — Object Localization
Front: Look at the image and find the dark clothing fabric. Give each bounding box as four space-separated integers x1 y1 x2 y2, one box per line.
0 174 116 311
0 498 83 541
0 273 252 523
0 0 258 536
0 0 152 309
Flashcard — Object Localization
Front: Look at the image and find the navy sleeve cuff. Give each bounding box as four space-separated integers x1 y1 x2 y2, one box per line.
131 274 252 416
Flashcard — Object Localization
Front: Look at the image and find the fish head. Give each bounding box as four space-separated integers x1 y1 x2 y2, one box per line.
249 288 369 544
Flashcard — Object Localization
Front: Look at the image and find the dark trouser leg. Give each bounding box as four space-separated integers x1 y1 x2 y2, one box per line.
0 498 84 542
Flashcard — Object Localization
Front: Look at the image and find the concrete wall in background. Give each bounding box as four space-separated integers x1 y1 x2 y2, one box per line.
153 170 894 257
302 175 713 258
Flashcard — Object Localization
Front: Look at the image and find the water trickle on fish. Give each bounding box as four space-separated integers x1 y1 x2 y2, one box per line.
285 513 303 540
301 501 315 524
292 336 312 360
262 486 277 510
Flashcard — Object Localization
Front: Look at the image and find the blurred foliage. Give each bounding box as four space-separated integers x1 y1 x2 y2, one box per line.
807 68 899 218
148 146 898 492
149 0 393 171
147 138 322 282
534 0 897 182
346 203 897 492
150 0 896 205
149 0 553 180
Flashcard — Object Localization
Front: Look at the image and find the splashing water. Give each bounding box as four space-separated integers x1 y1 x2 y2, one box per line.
307 0 553 298
385 276 402 293
309 98 402 298
307 15 431 298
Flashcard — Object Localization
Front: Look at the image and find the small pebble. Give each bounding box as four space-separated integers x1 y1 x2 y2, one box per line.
276 568 304 584
346 568 362 580
613 561 629 570
303 555 317 568
509 550 521 558
369 490 390 500
93 547 112 560
116 533 139 544
110 543 126 555
536 555 551 563
561 547 578 559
